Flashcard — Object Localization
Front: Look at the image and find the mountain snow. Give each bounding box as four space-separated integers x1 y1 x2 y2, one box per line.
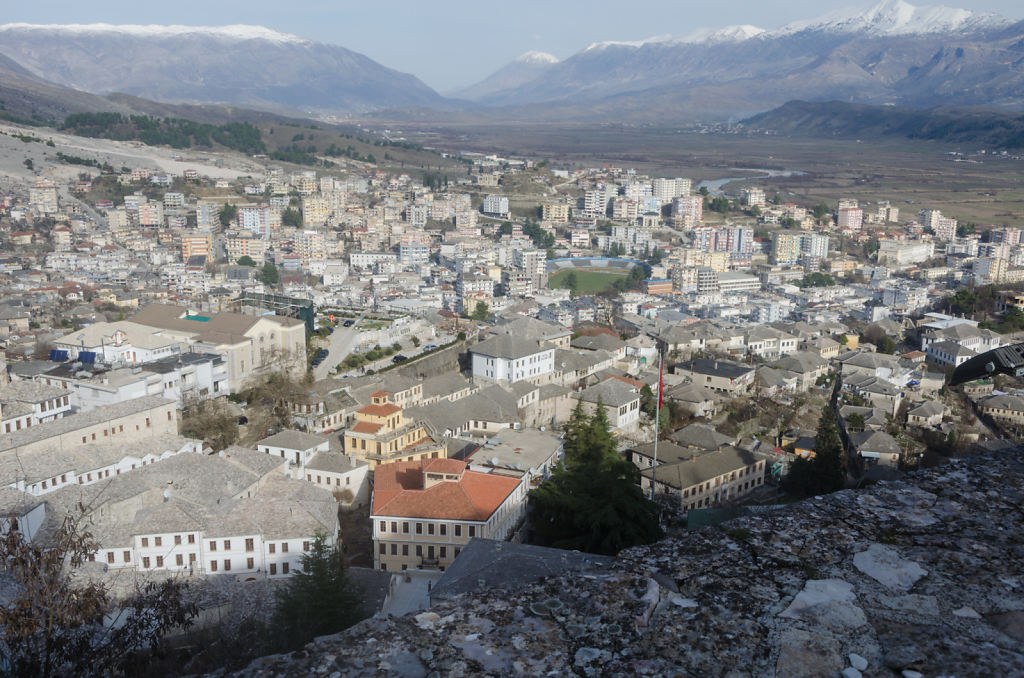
515 51 560 65
681 25 767 44
0 23 310 44
775 0 1011 36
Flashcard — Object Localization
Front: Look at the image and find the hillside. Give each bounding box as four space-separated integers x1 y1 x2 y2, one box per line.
0 23 453 117
223 451 1024 676
743 100 1024 149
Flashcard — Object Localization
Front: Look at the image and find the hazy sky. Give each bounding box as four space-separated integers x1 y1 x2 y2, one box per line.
6 0 1024 91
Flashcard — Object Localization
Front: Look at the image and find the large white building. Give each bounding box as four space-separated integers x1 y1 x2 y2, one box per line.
482 195 510 218
470 335 555 385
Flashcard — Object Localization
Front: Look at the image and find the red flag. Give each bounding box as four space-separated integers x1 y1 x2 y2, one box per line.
658 354 664 409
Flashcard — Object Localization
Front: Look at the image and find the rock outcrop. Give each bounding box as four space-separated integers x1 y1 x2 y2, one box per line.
221 452 1024 677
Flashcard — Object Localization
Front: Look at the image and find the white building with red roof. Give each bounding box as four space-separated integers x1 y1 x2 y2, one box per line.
371 458 527 573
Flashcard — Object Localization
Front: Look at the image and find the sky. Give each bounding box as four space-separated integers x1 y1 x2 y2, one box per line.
5 0 1024 92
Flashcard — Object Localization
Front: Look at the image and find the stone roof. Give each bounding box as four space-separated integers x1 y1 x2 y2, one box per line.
849 430 901 456
573 379 639 408
908 400 945 418
257 430 329 452
305 452 366 475
669 423 733 450
471 334 547 361
640 445 762 490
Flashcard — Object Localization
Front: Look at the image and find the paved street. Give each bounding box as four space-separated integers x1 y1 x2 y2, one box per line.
313 314 364 380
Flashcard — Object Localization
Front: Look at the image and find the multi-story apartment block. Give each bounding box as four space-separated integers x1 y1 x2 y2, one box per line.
400 231 430 265
225 232 267 265
542 202 569 223
237 204 270 237
482 195 510 218
371 458 527 572
180 233 213 262
653 177 691 204
742 187 766 207
771 232 802 265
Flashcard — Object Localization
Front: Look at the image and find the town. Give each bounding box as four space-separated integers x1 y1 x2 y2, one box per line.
1 117 1023 673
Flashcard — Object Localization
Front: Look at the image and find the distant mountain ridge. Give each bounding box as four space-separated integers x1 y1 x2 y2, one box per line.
742 99 1024 149
449 51 560 102
0 23 452 117
449 0 1024 120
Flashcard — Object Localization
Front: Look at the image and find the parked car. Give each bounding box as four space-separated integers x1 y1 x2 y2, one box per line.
343 319 354 327
392 354 408 363
424 344 437 351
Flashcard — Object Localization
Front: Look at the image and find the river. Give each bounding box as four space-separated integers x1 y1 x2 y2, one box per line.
697 168 807 196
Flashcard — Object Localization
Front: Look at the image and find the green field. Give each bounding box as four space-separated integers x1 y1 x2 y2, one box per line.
549 268 631 294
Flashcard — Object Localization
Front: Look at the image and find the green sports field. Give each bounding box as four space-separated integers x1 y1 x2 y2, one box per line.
548 268 631 294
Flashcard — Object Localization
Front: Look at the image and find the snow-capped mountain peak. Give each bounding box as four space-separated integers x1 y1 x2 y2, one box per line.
682 24 767 44
775 0 1011 36
515 51 559 65
0 22 310 44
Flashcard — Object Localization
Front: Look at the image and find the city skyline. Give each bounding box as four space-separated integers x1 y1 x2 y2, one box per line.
4 0 1024 91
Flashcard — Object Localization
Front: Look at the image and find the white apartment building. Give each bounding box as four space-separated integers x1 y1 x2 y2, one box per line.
470 336 555 385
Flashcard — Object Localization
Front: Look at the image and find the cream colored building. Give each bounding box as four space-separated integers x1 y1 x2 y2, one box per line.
640 447 766 511
372 458 527 572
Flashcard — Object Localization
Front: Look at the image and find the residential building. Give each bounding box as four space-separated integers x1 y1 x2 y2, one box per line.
371 458 528 572
639 447 766 510
470 335 555 385
343 392 445 468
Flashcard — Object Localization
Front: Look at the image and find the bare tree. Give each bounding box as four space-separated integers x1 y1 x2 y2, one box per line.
0 514 197 677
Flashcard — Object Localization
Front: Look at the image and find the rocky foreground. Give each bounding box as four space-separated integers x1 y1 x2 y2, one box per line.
220 452 1024 677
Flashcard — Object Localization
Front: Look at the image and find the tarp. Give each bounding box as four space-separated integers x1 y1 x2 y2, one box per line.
78 351 97 363
49 349 68 362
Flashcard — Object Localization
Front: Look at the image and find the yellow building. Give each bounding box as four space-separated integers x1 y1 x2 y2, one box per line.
343 392 445 469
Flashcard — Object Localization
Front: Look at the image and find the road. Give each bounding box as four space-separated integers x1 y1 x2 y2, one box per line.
313 315 364 380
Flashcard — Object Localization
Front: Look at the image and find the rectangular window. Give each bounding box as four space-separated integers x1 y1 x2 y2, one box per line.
141 537 149 548
188 534 195 544
402 544 408 556
123 551 131 563
379 543 386 554
427 523 435 535
156 556 163 567
143 557 150 568
469 526 476 537
209 541 217 552
283 562 289 574
440 524 447 536
416 523 422 534
247 557 254 569
245 538 254 552
270 563 277 575
223 540 231 550
107 552 115 564
154 537 162 547
455 525 462 537
224 560 231 571
282 543 289 553
379 520 386 532
416 545 422 556
403 522 409 533
269 543 276 554
210 560 218 572
176 554 183 566
440 547 447 559
390 544 397 555
303 541 310 552
174 535 182 545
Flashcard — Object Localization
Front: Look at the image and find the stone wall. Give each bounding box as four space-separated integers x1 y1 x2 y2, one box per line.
219 450 1024 677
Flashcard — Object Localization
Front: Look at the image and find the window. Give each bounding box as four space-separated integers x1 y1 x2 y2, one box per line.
189 553 196 563
156 556 164 567
379 520 386 532
188 534 195 544
224 560 231 571
269 543 276 554
390 544 397 555
123 551 131 563
174 535 182 545
176 554 183 566
223 540 231 550
209 541 217 552
245 538 254 552
282 562 289 574
210 560 218 572
402 544 408 556
154 537 162 547
468 526 476 537
142 557 151 568
403 522 409 534
416 523 422 535
379 543 386 555
303 541 310 552
247 557 254 569
141 537 149 548
416 545 422 556
440 524 447 536
282 543 289 553
270 563 277 575
455 525 462 537
107 552 115 564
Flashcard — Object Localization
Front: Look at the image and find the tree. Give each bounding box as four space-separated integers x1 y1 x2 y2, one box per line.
219 202 238 227
783 405 846 497
847 412 866 433
236 255 256 267
876 335 897 354
811 204 831 221
23 158 33 170
281 207 302 228
530 399 663 555
180 398 239 451
470 302 490 321
563 271 579 296
0 515 197 677
270 534 364 653
258 262 279 286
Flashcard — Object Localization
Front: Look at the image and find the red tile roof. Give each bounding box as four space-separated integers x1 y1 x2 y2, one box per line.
351 421 382 434
360 403 401 417
372 460 522 522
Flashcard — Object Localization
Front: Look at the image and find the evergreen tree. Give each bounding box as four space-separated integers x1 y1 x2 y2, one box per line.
783 404 847 496
270 534 363 652
530 399 663 555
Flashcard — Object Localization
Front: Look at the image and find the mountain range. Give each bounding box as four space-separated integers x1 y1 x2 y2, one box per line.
1 0 1023 125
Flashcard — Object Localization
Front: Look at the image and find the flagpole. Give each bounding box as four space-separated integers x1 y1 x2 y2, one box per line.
650 349 662 500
